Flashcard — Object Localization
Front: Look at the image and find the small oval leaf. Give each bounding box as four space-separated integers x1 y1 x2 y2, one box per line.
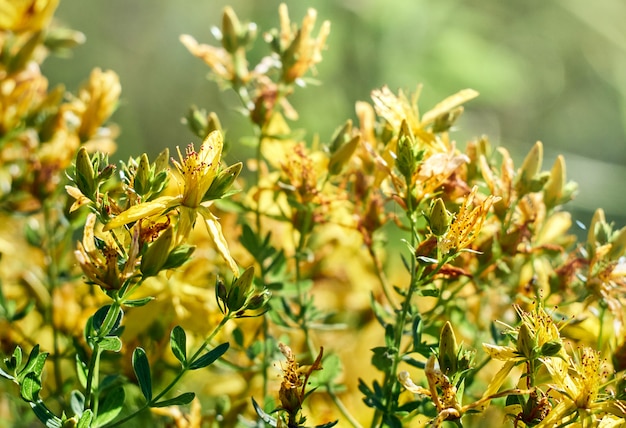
132 348 152 402
170 326 187 364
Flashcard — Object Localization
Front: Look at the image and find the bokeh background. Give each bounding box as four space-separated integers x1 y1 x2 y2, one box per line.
43 0 626 228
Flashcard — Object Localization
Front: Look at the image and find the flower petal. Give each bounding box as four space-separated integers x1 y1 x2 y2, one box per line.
103 196 178 231
198 206 238 275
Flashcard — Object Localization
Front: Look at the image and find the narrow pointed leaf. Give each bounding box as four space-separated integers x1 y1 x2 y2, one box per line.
170 326 187 364
251 397 277 426
132 348 152 402
151 392 195 408
189 342 229 370
123 297 154 308
29 400 62 428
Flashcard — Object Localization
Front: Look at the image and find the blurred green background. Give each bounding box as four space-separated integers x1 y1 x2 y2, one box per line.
43 0 626 228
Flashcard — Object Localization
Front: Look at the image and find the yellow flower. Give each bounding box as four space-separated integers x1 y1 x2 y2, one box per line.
75 213 139 290
179 34 235 82
103 131 238 274
0 0 59 32
437 186 500 254
482 304 564 401
70 68 121 141
277 4 330 84
538 347 626 427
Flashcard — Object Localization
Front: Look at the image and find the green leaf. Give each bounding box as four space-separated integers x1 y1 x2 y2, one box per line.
21 372 43 401
92 305 123 338
12 345 23 370
70 390 85 417
371 347 396 373
170 326 186 364
251 397 277 427
20 352 48 401
189 342 229 370
75 354 88 389
77 409 93 428
123 297 154 308
29 400 62 428
313 422 338 428
94 386 125 427
151 392 195 408
99 336 122 352
17 345 40 380
132 348 152 402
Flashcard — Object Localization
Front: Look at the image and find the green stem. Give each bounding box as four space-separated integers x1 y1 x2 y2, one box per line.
294 208 316 358
366 242 399 310
372 184 421 427
42 200 64 398
85 344 102 411
105 314 232 427
327 385 363 428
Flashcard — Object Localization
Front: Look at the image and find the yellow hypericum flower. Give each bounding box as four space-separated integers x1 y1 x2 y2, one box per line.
482 305 564 402
0 0 59 32
437 186 500 254
103 131 238 274
538 347 625 428
75 213 139 290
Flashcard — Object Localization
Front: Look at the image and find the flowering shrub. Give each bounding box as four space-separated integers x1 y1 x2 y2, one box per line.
0 2 625 427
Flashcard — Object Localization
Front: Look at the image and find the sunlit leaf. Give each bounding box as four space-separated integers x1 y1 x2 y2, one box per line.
94 386 125 427
77 410 93 428
99 336 122 352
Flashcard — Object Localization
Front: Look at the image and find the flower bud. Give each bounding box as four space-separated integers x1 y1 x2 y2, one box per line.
429 198 450 237
515 141 543 195
207 112 223 135
587 208 607 250
226 266 255 313
154 148 170 174
608 225 626 260
221 7 242 53
140 227 174 277
75 147 96 200
540 340 562 357
438 321 458 375
517 323 537 360
432 106 464 133
185 106 208 139
44 27 86 55
162 244 195 270
328 135 359 176
543 155 565 209
203 162 242 201
134 153 151 197
395 120 418 182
